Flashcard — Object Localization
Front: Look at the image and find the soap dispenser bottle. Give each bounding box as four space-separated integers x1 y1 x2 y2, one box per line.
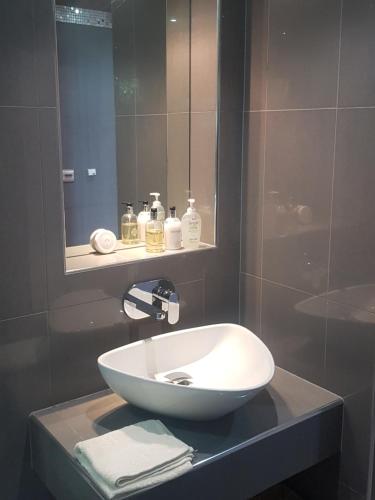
150 192 165 221
137 201 151 242
181 198 201 249
146 208 164 253
164 207 182 250
121 203 139 245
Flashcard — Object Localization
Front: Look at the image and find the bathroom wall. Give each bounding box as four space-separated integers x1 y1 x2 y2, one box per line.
240 1 375 499
0 0 244 498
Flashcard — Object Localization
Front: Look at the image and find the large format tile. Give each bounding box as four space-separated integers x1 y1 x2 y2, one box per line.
340 389 374 497
166 0 190 113
0 0 37 106
0 108 47 320
267 0 341 110
190 112 216 245
240 273 262 335
262 110 335 295
261 280 326 385
116 115 137 220
244 0 269 111
134 0 166 115
49 298 132 404
136 114 167 204
33 0 57 107
0 313 50 500
191 0 218 112
167 113 189 218
112 0 136 116
241 111 266 277
325 301 375 398
330 109 375 299
220 0 245 112
339 0 375 107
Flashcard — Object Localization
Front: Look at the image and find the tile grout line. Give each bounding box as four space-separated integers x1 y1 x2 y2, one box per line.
245 105 375 113
258 0 271 338
324 0 344 373
238 0 249 325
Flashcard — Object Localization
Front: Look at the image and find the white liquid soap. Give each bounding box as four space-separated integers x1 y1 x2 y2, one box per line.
137 201 151 242
150 192 165 221
164 206 182 250
181 198 201 249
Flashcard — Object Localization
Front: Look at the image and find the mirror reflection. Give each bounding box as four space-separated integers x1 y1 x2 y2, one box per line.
55 0 216 263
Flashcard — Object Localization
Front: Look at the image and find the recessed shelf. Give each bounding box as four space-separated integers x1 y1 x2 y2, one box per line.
65 242 215 273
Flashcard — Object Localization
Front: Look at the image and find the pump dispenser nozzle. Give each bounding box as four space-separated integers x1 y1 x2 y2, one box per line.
150 192 165 221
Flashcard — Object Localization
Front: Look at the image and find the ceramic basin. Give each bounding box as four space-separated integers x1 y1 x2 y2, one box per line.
98 323 275 421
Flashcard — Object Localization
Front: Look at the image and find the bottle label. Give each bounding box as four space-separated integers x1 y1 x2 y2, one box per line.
166 228 182 250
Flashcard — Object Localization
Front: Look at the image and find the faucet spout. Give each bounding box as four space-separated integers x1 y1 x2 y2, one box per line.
123 279 179 325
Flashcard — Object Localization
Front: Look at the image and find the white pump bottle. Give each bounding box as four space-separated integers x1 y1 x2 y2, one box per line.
181 199 201 249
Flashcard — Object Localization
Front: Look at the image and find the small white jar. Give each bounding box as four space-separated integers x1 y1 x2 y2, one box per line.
89 229 117 254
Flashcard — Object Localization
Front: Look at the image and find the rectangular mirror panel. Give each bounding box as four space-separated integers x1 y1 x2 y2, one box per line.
54 0 218 272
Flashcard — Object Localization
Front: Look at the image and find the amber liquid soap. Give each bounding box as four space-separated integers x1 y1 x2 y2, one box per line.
146 208 164 253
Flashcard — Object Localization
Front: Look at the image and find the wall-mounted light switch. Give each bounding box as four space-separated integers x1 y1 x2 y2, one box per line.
88 169 97 176
63 169 74 182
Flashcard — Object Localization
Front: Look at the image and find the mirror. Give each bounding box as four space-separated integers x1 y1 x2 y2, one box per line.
55 0 218 271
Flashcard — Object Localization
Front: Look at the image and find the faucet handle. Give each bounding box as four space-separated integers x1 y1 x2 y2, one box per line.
167 291 179 325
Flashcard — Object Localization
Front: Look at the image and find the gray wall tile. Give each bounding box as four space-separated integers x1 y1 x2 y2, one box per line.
191 0 218 112
166 0 190 114
240 273 262 334
0 0 37 106
241 2 375 497
116 115 137 223
325 301 375 399
136 114 167 205
49 297 132 404
244 0 269 111
134 0 166 115
112 0 136 116
340 389 374 497
267 0 341 110
0 313 50 499
330 109 375 299
167 113 190 217
190 112 216 245
0 108 47 320
339 0 375 107
241 111 266 276
261 280 326 386
262 110 335 295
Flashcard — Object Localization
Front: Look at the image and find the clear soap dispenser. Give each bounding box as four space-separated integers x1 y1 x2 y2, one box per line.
146 208 164 253
121 203 139 245
181 198 201 249
150 192 165 221
137 201 151 242
164 206 182 250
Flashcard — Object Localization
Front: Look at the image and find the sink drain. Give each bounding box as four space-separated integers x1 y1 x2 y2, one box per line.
164 372 193 386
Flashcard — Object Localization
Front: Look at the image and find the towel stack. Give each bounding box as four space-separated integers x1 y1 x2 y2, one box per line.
74 420 194 499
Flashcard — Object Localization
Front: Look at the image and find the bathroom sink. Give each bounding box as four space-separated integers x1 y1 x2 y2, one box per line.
98 323 275 421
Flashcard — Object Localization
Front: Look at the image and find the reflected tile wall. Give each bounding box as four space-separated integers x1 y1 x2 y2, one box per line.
241 1 375 498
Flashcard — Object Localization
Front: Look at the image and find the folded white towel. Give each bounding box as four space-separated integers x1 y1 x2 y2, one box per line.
74 420 194 499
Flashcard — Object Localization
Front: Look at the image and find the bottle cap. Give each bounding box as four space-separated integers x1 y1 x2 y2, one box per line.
150 208 158 220
169 206 176 217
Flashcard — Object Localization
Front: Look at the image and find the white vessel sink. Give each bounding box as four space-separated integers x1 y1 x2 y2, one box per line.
98 323 275 421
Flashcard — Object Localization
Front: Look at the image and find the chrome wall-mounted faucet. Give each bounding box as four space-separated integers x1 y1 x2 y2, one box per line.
123 279 179 325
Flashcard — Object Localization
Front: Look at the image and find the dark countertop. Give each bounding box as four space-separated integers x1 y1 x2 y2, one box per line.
30 367 343 500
